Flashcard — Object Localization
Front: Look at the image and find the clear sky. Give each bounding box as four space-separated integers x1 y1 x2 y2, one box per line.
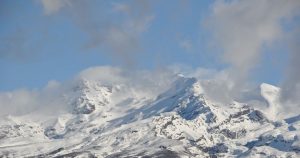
1 0 298 91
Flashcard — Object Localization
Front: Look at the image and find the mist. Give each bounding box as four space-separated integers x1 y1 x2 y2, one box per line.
280 28 300 112
0 66 178 117
1 0 300 118
205 0 300 103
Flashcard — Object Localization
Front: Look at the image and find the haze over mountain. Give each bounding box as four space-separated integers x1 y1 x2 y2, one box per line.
0 66 299 157
1 0 300 157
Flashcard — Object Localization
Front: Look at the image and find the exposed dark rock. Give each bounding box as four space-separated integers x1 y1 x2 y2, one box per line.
44 127 63 139
203 143 228 155
74 103 96 114
285 115 300 124
159 145 167 149
105 149 180 158
231 108 251 119
221 129 247 139
248 110 267 122
53 151 97 158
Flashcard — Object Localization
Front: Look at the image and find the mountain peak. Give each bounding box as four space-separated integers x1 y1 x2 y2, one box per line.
70 79 113 114
0 77 299 157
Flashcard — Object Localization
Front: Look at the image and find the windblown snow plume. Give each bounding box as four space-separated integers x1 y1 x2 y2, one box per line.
0 66 175 117
0 66 299 157
1 1 300 157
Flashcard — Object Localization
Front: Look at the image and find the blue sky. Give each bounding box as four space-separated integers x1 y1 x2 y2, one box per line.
0 0 298 91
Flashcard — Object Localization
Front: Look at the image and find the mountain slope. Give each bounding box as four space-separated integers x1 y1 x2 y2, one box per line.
0 76 299 158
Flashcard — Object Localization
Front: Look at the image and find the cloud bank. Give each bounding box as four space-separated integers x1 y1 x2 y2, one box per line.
0 66 177 117
0 81 66 117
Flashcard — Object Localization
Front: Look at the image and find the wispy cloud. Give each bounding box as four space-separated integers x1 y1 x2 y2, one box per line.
0 66 177 117
206 0 300 96
0 28 43 61
280 28 300 108
40 0 71 15
179 39 192 51
39 0 154 65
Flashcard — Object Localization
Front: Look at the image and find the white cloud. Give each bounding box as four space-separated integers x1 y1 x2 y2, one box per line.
206 0 300 96
40 0 71 15
0 81 67 117
77 66 176 98
0 89 39 116
1 65 296 118
0 66 178 117
77 66 125 85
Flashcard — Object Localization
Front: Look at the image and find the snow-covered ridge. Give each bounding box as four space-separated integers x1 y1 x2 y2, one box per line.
0 75 299 157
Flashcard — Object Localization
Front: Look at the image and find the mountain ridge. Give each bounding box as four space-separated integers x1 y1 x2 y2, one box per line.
0 76 299 157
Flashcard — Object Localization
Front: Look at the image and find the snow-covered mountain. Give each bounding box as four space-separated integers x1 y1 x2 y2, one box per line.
0 75 299 158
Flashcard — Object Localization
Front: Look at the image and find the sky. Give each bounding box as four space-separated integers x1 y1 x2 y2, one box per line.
0 0 299 92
